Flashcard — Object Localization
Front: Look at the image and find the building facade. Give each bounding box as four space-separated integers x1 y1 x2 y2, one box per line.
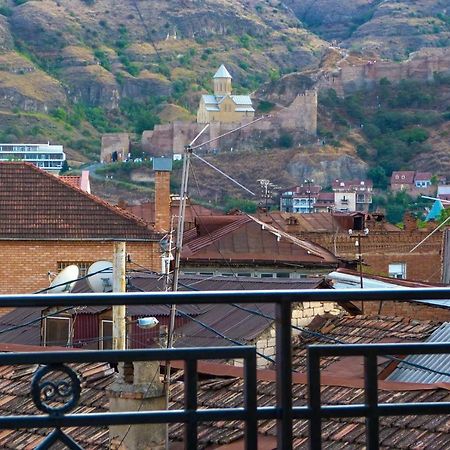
0 163 162 297
0 143 66 173
197 65 255 124
280 184 322 213
332 179 373 212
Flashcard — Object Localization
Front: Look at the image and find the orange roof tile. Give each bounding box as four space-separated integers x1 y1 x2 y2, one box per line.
0 163 159 241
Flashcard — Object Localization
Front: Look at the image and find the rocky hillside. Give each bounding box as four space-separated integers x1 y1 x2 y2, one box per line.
287 0 450 59
0 0 327 160
0 1 448 155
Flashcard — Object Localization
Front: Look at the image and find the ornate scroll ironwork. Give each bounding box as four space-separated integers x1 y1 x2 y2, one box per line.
31 364 81 416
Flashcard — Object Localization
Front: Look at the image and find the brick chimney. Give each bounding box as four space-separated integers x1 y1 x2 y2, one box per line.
403 212 417 232
153 158 173 233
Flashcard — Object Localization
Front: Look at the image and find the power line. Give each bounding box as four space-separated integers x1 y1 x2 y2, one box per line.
0 306 76 336
34 267 113 294
129 282 275 365
230 303 450 380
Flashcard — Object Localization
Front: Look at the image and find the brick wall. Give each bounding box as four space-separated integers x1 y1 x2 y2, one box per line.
356 300 450 322
298 230 443 283
0 240 161 296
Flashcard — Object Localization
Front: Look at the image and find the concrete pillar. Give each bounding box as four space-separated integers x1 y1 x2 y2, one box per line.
109 361 165 450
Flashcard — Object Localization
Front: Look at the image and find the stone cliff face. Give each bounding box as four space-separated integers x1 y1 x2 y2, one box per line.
0 16 13 52
287 0 449 59
0 53 66 112
288 152 368 186
259 47 450 98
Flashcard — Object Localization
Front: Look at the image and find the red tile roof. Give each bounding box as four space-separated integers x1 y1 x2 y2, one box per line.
0 349 114 448
291 314 440 374
59 175 82 188
0 163 159 240
124 199 218 227
415 172 433 181
391 171 416 184
170 376 450 449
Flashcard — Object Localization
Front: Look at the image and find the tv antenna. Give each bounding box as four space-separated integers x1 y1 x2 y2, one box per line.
163 114 270 448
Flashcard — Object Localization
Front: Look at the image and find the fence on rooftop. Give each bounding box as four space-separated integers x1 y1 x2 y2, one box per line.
0 288 450 449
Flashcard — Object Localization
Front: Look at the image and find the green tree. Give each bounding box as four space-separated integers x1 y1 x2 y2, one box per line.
59 160 70 174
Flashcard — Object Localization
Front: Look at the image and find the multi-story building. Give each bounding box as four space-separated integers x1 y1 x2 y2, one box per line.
280 184 322 213
390 170 437 196
332 179 373 212
0 143 66 173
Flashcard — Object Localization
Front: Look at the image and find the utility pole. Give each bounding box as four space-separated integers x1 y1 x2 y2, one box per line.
112 241 126 350
348 228 369 311
304 178 314 214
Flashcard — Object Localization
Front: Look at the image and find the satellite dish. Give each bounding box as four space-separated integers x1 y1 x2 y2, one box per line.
49 265 79 293
87 261 113 293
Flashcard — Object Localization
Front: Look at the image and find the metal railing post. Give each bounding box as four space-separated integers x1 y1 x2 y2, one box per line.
307 346 322 450
184 359 198 450
276 299 293 449
244 348 258 449
365 351 379 449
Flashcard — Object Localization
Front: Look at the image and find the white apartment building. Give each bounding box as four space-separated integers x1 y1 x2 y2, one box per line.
0 143 66 173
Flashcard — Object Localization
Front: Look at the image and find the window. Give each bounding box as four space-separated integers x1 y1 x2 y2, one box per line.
276 273 290 278
57 261 93 277
389 263 406 279
100 320 113 350
44 316 71 346
260 273 274 278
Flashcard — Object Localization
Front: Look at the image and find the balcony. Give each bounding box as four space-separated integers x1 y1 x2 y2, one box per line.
0 288 449 449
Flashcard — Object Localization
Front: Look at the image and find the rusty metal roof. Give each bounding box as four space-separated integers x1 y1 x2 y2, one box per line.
254 210 400 233
0 275 331 346
124 199 218 227
182 215 338 266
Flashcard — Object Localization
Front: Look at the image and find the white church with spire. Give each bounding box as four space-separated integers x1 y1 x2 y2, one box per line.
197 65 255 124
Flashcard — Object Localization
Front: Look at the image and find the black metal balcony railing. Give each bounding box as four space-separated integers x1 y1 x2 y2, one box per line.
0 288 450 450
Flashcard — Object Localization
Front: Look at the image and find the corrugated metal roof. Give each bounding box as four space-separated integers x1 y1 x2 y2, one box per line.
235 107 255 112
438 186 450 195
231 95 253 105
328 269 450 308
388 322 450 384
202 94 218 104
182 215 338 265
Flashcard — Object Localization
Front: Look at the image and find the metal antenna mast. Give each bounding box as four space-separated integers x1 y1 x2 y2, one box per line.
163 116 270 449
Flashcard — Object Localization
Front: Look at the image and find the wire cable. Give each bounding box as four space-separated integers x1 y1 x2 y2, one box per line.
129 282 275 365
230 303 450 379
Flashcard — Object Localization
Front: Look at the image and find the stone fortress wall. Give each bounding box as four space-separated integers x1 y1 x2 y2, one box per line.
142 48 449 158
142 90 317 156
318 47 450 95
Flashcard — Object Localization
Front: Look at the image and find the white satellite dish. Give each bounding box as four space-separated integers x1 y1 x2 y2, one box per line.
87 261 113 293
49 265 79 293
